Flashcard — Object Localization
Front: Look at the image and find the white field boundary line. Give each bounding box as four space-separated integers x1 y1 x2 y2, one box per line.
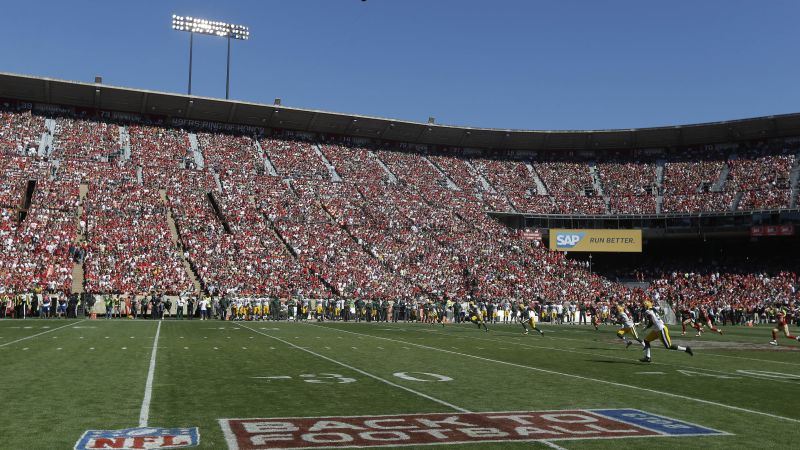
419 327 800 385
310 324 800 425
432 323 800 367
236 324 470 413
138 320 162 427
0 320 85 348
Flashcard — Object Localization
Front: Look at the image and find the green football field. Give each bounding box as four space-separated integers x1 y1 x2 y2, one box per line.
1 318 799 450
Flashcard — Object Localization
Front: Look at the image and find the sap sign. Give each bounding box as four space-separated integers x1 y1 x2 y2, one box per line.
555 232 585 248
549 229 642 253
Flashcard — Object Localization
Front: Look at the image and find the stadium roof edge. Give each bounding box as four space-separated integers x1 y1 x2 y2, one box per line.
2 71 800 151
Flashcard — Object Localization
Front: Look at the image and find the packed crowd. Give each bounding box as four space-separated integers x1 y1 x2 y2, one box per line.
83 184 192 294
597 161 656 214
471 158 552 213
261 137 329 180
0 156 44 208
0 159 78 295
0 108 798 316
648 268 799 326
726 145 797 210
319 143 393 184
662 158 726 195
0 108 44 156
429 154 485 195
596 161 657 196
129 124 192 168
534 160 595 196
661 193 735 214
52 117 121 160
198 132 262 176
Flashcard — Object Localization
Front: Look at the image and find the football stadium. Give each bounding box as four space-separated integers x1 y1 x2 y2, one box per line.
1 2 799 449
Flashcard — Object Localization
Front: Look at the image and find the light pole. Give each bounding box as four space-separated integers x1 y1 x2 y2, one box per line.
172 15 250 99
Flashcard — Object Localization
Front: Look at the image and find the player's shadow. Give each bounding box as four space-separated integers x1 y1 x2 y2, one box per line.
588 359 642 365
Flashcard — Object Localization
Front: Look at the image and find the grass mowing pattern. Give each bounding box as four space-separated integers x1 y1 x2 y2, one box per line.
1 319 798 449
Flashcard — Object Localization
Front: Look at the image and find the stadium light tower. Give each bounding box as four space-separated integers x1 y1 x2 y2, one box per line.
172 15 250 99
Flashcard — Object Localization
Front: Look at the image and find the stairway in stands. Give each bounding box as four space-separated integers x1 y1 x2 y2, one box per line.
463 159 495 194
313 143 343 181
588 163 605 196
71 184 88 295
423 156 460 190
118 125 131 161
730 192 744 211
160 189 202 294
655 159 665 214
38 119 56 157
188 133 205 169
790 150 800 208
255 140 279 176
369 150 398 182
525 163 548 195
712 156 732 192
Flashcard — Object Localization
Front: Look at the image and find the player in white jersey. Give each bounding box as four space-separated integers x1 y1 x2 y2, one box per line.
640 300 693 363
614 305 640 348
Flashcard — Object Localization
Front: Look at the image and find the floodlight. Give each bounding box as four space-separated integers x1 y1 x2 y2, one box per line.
173 16 249 40
172 14 250 98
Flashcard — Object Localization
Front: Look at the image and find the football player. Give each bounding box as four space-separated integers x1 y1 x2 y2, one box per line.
640 300 693 362
519 302 544 336
468 302 489 332
769 309 800 346
679 306 698 336
615 304 640 348
695 305 723 336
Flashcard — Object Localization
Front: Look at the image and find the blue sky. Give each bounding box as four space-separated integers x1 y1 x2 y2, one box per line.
2 0 798 130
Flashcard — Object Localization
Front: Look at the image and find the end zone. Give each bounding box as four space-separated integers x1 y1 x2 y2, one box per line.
219 408 727 449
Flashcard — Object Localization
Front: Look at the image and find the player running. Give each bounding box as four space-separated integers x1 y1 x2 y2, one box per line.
467 302 489 332
769 309 800 346
679 306 698 336
640 300 693 363
694 305 723 336
427 301 446 327
614 304 640 348
519 302 544 336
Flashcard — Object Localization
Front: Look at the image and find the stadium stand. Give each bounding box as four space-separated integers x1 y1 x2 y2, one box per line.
0 108 44 156
0 106 797 317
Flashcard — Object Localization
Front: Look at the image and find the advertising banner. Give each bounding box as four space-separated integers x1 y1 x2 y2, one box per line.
549 229 642 253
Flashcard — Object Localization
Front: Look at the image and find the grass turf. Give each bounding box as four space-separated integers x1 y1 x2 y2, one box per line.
1 319 799 449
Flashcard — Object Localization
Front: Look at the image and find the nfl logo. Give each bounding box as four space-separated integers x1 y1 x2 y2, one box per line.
74 427 199 449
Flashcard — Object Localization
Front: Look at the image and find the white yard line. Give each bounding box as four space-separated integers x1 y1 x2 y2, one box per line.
310 324 800 425
443 323 800 367
237 324 470 413
418 328 800 385
541 440 570 450
699 352 800 366
0 320 84 347
138 321 162 427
